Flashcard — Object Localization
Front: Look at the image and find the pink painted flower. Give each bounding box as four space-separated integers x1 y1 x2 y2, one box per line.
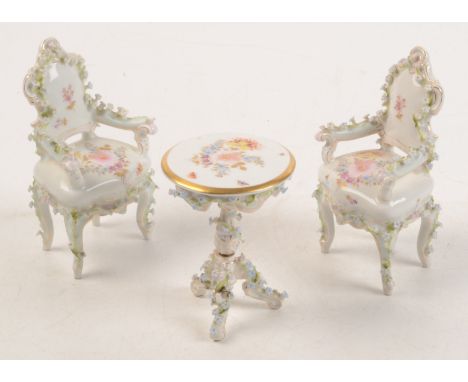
217 151 243 162
89 150 117 165
394 95 406 120
348 158 377 178
62 84 76 110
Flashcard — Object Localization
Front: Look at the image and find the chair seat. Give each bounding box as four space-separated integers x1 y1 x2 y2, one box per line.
34 137 151 209
319 149 433 224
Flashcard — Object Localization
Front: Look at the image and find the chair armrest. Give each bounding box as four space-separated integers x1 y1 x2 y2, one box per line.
31 133 85 189
377 147 429 203
87 94 157 154
316 113 384 163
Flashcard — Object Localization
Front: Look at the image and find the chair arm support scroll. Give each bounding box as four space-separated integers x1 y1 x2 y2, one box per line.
316 113 385 163
87 94 157 154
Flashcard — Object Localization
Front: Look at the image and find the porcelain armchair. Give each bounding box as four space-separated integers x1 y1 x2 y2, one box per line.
314 47 443 295
24 38 157 279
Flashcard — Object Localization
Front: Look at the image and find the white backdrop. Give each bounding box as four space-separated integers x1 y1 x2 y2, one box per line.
0 23 467 359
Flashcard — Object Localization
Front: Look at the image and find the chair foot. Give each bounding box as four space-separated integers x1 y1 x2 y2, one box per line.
313 185 335 254
381 273 394 296
73 254 84 279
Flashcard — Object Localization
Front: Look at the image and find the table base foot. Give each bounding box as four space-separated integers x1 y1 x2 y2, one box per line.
192 251 287 341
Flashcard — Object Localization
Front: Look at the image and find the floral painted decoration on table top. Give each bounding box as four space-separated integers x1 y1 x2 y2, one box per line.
191 137 264 178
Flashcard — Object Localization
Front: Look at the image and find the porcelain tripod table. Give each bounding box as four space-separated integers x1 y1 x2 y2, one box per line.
162 134 296 341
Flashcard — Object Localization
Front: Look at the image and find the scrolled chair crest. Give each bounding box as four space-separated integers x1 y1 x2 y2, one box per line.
23 37 88 107
40 37 64 55
408 46 444 115
408 46 428 68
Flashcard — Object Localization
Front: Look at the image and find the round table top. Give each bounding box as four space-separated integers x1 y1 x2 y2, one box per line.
161 133 295 195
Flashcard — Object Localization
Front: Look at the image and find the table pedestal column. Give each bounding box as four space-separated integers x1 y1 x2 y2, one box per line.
191 203 287 341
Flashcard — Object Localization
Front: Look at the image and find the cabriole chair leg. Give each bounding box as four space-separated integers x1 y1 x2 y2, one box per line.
417 199 441 268
136 181 157 240
314 187 335 254
30 182 54 251
64 211 91 279
372 230 399 296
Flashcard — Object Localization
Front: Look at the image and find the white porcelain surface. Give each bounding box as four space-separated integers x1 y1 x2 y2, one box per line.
25 38 157 279
164 134 294 341
318 149 434 225
34 137 151 209
164 133 293 193
3 23 468 360
40 62 95 141
315 47 443 296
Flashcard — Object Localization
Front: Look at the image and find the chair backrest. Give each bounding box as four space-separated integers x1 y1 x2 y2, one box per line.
381 47 443 158
24 38 95 143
